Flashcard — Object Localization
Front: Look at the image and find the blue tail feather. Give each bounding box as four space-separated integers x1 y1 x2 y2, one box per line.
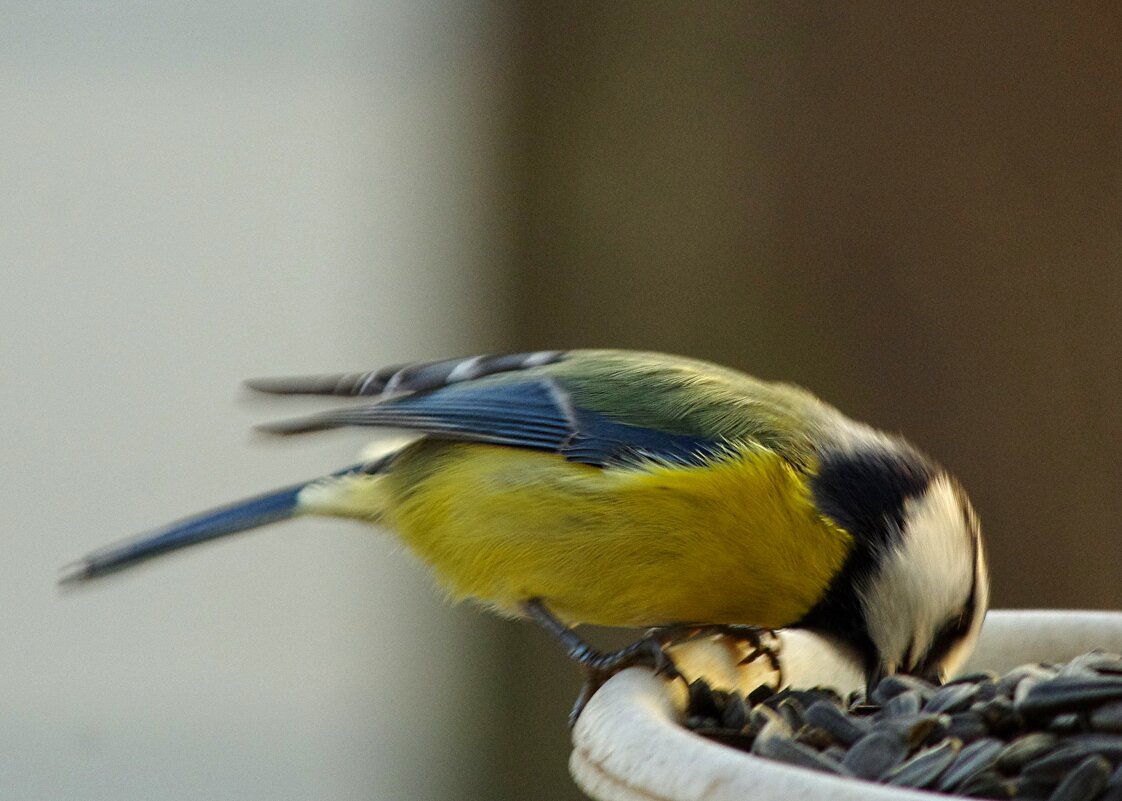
62 482 308 583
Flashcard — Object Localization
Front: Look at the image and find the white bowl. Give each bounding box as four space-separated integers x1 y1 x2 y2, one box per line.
570 610 1122 801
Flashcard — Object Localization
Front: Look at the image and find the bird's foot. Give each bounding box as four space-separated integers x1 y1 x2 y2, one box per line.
569 633 682 727
520 599 689 726
654 623 783 683
719 625 783 675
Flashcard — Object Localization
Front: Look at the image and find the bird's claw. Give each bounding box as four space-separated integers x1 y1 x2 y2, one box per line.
726 626 783 675
569 635 683 727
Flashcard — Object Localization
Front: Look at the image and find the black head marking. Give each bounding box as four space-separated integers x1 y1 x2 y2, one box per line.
811 442 935 544
796 440 936 666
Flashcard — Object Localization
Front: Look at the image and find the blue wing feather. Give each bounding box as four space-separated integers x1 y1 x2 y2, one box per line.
260 379 718 468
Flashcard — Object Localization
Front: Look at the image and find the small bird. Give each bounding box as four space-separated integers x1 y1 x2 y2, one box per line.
64 350 988 707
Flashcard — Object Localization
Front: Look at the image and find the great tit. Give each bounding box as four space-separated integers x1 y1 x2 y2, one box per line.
63 350 989 697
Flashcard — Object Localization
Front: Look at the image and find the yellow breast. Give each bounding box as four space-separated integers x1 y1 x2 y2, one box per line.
377 441 853 628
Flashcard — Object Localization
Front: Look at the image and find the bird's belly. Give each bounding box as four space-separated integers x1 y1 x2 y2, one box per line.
382 442 852 628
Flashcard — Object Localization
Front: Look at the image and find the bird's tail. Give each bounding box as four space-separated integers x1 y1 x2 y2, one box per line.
60 481 310 583
60 463 390 584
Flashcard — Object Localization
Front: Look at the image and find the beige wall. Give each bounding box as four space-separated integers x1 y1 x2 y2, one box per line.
3 3 512 799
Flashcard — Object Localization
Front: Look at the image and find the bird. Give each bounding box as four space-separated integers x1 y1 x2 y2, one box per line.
63 349 989 712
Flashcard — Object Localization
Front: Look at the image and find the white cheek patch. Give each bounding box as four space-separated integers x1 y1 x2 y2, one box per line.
861 475 977 668
943 527 990 678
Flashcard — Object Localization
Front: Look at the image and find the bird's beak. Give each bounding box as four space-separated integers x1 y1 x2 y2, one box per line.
919 667 946 685
865 662 888 699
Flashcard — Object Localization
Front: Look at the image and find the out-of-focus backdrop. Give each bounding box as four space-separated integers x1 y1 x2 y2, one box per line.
4 3 1120 800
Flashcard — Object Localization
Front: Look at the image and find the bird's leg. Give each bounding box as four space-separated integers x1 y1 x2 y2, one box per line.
521 598 680 675
521 598 682 727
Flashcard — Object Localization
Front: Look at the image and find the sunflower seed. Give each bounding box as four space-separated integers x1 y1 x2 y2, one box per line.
1046 754 1110 801
1098 763 1122 801
975 681 1001 703
684 714 719 730
871 673 936 705
1046 713 1083 734
683 651 1122 799
1085 655 1122 676
794 724 834 750
842 730 909 780
709 688 734 716
1058 656 1101 679
884 689 924 717
975 695 1021 736
756 734 853 775
1017 675 1122 717
1091 701 1122 733
880 713 950 749
745 704 776 739
752 705 792 738
996 733 1060 773
949 670 1000 686
1015 774 1059 800
1021 745 1098 784
847 702 880 717
752 713 852 776
958 769 1016 799
804 700 869 746
1061 651 1122 676
947 711 992 743
938 736 1004 792
885 738 961 788
720 693 747 730
762 687 842 710
1001 665 1059 698
688 679 719 719
1016 676 1046 707
1062 733 1122 763
926 682 980 714
747 683 775 706
777 697 807 731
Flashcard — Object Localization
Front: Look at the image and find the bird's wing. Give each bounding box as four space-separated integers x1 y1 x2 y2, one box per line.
249 350 831 468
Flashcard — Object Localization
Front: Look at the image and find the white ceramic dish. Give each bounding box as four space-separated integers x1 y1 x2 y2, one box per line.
570 610 1122 801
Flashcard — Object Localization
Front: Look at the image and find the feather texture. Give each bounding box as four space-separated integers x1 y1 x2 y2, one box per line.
376 439 852 627
251 350 844 469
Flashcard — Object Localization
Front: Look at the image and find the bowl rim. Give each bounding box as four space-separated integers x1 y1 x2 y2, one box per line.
570 609 1122 801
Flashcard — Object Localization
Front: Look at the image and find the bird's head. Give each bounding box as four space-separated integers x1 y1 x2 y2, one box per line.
801 438 989 694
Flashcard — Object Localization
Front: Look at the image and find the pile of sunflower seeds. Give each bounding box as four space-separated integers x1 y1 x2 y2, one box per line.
683 651 1122 800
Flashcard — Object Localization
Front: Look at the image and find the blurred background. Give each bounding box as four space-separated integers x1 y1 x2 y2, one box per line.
3 2 1120 799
